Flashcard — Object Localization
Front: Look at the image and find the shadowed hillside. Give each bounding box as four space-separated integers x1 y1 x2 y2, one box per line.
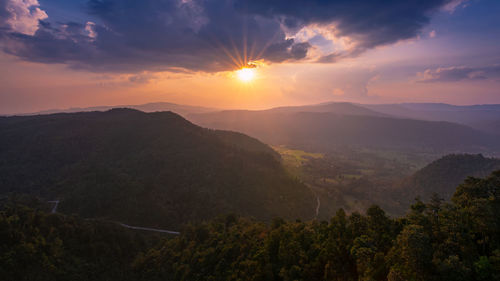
398 154 500 201
0 109 316 228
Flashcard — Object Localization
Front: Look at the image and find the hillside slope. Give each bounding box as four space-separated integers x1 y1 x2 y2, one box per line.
0 109 316 228
262 102 387 116
363 103 500 135
189 110 499 153
398 154 500 201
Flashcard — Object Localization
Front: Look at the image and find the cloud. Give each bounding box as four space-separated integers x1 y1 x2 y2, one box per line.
443 0 469 13
417 65 500 83
0 0 47 35
2 0 313 72
235 0 456 56
282 66 380 103
84 21 96 40
429 30 437 38
316 52 343 63
128 73 156 84
0 0 460 73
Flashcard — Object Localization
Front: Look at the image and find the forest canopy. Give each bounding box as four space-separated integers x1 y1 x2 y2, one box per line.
2 170 499 281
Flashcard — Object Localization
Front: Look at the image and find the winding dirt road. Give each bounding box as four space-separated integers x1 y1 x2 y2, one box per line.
48 200 180 235
118 223 180 235
48 200 59 213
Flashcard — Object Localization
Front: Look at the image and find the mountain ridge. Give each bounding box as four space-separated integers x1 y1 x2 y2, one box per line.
0 109 316 228
189 109 499 154
397 153 500 202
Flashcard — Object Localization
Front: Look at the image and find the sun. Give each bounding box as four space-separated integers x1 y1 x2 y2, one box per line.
236 67 256 83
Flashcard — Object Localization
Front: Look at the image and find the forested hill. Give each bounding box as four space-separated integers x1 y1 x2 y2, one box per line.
0 109 316 228
2 170 500 280
399 154 500 201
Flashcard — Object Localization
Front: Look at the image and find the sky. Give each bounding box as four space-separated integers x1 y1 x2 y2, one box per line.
0 0 499 114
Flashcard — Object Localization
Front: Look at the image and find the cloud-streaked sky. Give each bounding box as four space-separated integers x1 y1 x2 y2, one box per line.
1 0 499 114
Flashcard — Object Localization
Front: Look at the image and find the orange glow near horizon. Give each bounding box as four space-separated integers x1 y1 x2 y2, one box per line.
3 48 500 116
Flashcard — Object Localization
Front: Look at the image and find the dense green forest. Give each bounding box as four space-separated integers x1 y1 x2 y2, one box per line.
0 109 315 228
397 154 500 201
0 200 153 281
2 170 499 280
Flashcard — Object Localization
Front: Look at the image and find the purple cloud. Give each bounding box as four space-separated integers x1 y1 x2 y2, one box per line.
0 0 463 73
418 65 500 83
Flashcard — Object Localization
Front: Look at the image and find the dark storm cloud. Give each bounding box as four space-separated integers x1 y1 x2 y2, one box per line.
0 0 458 72
1 0 311 72
418 65 500 83
0 0 13 35
235 0 456 54
0 0 8 24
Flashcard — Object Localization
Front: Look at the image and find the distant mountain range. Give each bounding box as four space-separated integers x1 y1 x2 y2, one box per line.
12 102 218 118
14 101 500 137
362 103 500 135
188 102 500 154
18 100 498 154
258 102 388 117
0 109 316 228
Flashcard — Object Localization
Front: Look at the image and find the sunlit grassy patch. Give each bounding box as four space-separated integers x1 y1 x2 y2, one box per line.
272 145 323 166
